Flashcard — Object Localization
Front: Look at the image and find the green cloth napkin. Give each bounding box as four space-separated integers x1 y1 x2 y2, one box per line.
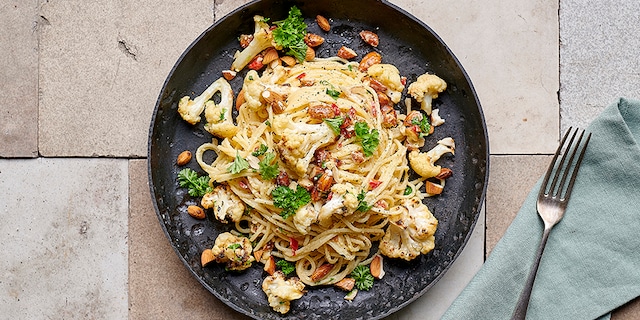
442 98 640 320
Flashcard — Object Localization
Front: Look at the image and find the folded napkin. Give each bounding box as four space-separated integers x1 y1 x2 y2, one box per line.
442 98 640 320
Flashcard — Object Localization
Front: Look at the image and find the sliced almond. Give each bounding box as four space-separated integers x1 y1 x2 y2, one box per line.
425 181 444 195
201 248 215 267
261 47 279 65
280 55 296 67
176 150 192 166
304 33 325 47
316 15 331 32
261 90 287 114
235 88 245 110
358 51 382 72
187 205 206 219
221 70 236 81
334 277 356 291
435 167 453 179
264 256 276 275
254 249 264 262
305 46 316 62
359 30 380 47
337 46 357 60
370 255 385 279
310 263 334 282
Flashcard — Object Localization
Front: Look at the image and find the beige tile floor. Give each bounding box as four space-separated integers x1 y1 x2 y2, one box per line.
2 0 640 318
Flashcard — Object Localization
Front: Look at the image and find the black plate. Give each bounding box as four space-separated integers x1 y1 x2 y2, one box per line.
148 0 488 319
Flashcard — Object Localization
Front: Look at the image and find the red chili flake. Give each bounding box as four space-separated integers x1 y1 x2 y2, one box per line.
289 237 299 255
238 179 250 190
296 72 306 79
401 76 407 86
330 103 341 115
369 180 382 190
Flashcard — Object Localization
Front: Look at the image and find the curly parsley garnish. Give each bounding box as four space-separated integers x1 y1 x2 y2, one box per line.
356 190 372 212
354 122 380 157
351 265 374 291
227 152 249 174
273 6 308 62
252 144 268 156
323 116 344 135
258 152 279 180
177 168 213 197
271 185 311 219
411 113 431 137
276 260 296 275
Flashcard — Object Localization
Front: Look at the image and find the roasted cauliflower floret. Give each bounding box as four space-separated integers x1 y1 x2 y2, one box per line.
240 70 264 111
379 197 438 261
407 73 447 115
408 137 455 179
262 271 306 314
201 184 245 223
178 77 233 125
201 78 239 138
367 64 405 103
210 232 255 271
272 114 337 177
231 15 277 72
292 203 318 235
316 183 359 226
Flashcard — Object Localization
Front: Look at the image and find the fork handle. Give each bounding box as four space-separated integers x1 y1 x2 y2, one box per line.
511 227 552 320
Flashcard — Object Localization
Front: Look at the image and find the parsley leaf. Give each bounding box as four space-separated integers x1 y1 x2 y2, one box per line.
227 152 249 174
252 144 268 156
219 108 226 122
177 168 213 197
276 260 296 275
351 265 374 291
323 116 344 135
271 185 311 219
411 113 431 137
273 6 308 62
259 152 279 180
354 122 380 157
228 243 242 250
356 190 372 212
326 88 341 99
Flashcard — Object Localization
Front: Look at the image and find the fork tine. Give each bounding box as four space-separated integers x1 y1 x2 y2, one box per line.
547 128 580 198
561 131 591 200
539 127 573 198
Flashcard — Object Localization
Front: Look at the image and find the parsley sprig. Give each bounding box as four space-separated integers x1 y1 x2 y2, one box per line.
323 116 344 135
351 265 374 291
271 185 311 219
177 168 213 197
276 260 296 275
273 6 308 62
356 190 372 212
228 152 249 174
411 113 431 137
258 152 279 180
354 122 380 157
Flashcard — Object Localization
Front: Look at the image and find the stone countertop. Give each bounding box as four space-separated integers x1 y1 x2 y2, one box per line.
1 0 639 319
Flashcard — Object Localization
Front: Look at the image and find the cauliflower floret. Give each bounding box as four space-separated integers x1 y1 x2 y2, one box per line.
178 77 232 125
272 114 337 177
408 137 455 179
240 70 264 111
379 197 438 261
210 232 255 271
367 64 405 103
262 271 305 314
407 73 447 115
230 15 277 72
201 78 239 139
317 183 359 226
201 184 245 223
293 203 318 235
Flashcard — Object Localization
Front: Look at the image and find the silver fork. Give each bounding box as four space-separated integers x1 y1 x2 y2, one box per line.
511 127 591 320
